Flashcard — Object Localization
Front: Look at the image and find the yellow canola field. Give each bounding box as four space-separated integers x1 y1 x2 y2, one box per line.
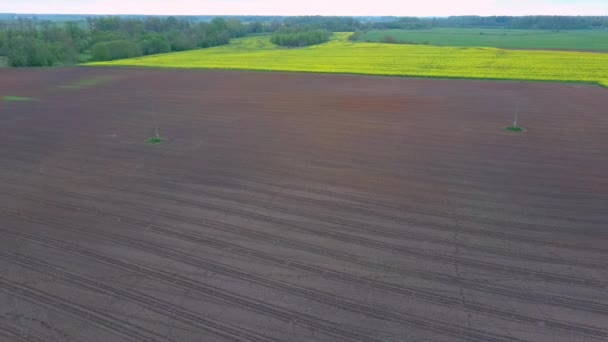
87 33 608 87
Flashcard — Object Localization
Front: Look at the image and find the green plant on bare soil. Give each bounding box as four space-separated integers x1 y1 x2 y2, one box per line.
145 137 164 144
505 99 524 132
2 96 35 102
505 125 524 132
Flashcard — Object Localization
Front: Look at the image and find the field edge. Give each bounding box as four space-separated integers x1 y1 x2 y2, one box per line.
80 64 607 89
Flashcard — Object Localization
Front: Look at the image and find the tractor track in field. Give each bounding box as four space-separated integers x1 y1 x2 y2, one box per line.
0 278 176 342
8 162 606 254
2 175 606 272
0 224 531 342
0 227 540 342
3 195 608 338
137 187 608 255
1 176 606 288
3 131 606 206
56 189 607 290
139 181 608 267
212 173 606 213
2 208 608 340
188 176 606 232
2 144 606 218
0 226 391 342
4 164 605 236
0 323 48 342
4 189 608 316
0 252 281 342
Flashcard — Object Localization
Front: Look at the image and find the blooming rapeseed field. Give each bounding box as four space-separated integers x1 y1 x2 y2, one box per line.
87 33 608 87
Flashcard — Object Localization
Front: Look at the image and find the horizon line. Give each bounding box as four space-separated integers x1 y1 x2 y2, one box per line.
3 12 607 17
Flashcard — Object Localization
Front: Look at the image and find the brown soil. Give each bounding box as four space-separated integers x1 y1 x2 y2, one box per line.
1 67 607 342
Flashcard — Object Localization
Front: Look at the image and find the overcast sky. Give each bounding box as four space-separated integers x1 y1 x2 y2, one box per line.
1 0 607 16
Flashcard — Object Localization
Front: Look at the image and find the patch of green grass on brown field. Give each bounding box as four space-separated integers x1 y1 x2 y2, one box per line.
2 96 35 102
60 76 114 89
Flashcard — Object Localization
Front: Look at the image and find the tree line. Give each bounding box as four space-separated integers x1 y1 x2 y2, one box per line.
0 16 271 67
430 16 608 30
270 29 331 47
260 15 608 30
360 16 608 30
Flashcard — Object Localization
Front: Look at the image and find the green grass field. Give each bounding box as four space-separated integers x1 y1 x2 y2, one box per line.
0 57 8 68
87 33 608 88
357 28 608 52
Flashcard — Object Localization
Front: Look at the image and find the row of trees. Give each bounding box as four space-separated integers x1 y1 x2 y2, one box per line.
0 21 88 66
86 17 246 61
257 15 608 31
429 16 608 30
270 29 331 47
371 17 432 30
508 16 608 30
0 17 267 66
270 15 605 31
281 16 363 31
362 16 608 30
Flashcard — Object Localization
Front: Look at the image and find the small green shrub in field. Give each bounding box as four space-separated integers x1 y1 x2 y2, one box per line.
505 125 524 132
146 137 164 144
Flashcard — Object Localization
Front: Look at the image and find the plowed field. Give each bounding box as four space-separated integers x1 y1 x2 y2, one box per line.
1 68 607 342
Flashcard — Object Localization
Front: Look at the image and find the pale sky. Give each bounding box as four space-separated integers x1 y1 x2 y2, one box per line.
1 0 607 16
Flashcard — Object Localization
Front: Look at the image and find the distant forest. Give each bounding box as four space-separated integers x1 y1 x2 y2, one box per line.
1 15 607 67
373 15 608 30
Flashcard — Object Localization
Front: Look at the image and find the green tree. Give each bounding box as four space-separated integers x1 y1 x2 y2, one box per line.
91 40 140 61
65 22 88 52
91 41 111 61
140 33 171 55
167 30 196 51
226 19 245 37
211 18 228 31
7 35 56 67
0 31 6 54
144 17 163 32
164 16 180 31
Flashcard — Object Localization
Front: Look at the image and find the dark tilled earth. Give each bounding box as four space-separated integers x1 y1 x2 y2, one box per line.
0 68 607 342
